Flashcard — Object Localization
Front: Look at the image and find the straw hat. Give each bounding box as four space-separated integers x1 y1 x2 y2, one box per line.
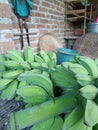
39 33 63 53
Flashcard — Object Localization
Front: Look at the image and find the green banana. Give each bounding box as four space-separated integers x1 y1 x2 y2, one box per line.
23 96 48 104
19 61 31 70
63 105 83 130
18 73 54 96
0 78 13 90
24 46 34 63
51 66 78 90
8 95 77 130
65 117 92 130
31 62 41 69
17 85 49 104
62 62 89 76
40 62 48 69
34 55 45 64
6 49 24 62
79 85 98 100
4 60 21 69
85 99 98 127
1 80 18 100
75 74 94 86
3 69 24 79
30 116 63 130
47 59 56 69
38 50 50 63
76 56 98 79
18 80 27 88
47 52 57 62
17 85 48 97
47 52 57 69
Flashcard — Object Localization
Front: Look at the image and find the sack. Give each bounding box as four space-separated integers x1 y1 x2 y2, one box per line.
12 0 33 18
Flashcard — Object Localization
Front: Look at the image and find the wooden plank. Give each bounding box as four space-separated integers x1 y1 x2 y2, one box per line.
67 16 84 21
14 32 37 36
67 9 86 15
67 16 94 22
64 36 79 39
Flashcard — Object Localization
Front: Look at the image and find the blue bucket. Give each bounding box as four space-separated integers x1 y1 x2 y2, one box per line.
57 48 80 64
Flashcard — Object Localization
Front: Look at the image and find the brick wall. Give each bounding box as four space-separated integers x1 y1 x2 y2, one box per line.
0 0 66 53
0 0 15 54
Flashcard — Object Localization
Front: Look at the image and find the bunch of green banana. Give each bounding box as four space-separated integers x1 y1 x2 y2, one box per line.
31 51 57 70
76 56 98 79
62 61 95 87
17 85 49 104
62 62 89 76
1 47 98 130
50 65 78 90
18 73 54 97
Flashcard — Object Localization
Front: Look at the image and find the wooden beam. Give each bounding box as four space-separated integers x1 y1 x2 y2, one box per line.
14 32 37 36
67 9 86 15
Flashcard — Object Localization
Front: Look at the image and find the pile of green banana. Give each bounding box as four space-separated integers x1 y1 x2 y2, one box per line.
0 47 98 130
0 47 57 104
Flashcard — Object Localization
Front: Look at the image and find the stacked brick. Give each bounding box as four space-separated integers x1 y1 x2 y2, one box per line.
0 0 66 53
0 0 15 54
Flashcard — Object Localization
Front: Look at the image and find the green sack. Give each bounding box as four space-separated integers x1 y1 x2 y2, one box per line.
12 0 33 18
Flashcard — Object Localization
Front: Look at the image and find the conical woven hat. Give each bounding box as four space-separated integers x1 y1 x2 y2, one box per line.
39 33 63 52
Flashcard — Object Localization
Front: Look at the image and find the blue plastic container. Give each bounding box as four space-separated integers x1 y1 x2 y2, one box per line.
57 48 80 64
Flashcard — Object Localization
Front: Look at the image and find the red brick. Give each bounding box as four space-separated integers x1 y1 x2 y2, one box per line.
33 5 38 11
40 19 48 23
42 2 50 8
33 0 40 4
0 4 11 18
39 7 48 12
